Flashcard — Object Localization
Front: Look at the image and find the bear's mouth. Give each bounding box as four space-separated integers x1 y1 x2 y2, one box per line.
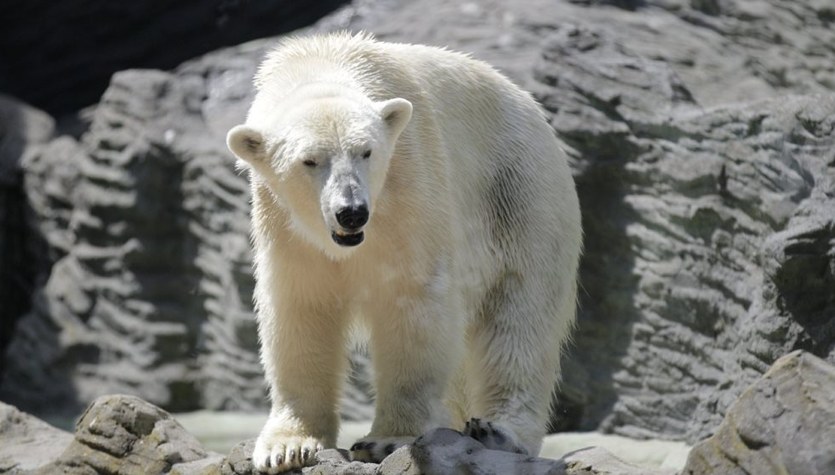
331 230 365 247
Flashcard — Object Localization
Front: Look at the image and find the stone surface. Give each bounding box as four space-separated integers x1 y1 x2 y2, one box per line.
168 415 693 469
220 438 256 475
562 447 675 475
35 394 221 475
223 441 380 475
544 432 689 470
381 428 568 475
4 353 832 475
0 0 349 114
2 0 834 448
0 67 262 416
0 401 73 473
532 22 835 442
1 395 681 475
682 350 835 475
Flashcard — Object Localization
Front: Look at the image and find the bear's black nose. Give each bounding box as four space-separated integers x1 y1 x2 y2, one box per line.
336 205 369 230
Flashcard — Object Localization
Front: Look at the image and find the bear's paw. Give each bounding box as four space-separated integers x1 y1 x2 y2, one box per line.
252 432 324 474
350 435 414 463
464 418 528 455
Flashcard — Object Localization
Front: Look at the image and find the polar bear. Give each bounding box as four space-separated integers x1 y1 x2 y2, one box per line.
226 32 582 473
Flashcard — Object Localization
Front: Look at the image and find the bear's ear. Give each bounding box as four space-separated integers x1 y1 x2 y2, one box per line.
227 125 267 166
378 98 413 138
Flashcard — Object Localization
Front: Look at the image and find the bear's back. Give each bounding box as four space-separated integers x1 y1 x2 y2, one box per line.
255 33 576 261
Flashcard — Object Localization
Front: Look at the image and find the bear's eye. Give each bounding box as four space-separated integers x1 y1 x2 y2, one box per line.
302 159 317 168
361 149 372 159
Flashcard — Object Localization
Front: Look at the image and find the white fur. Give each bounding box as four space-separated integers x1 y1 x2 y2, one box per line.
227 32 582 473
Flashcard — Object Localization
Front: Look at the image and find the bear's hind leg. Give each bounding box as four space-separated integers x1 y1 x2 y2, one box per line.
466 271 574 456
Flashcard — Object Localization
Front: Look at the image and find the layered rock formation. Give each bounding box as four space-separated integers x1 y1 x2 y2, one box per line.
532 24 835 441
2 65 264 414
1 0 833 450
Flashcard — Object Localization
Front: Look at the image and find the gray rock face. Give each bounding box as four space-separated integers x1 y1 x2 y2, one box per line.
532 22 835 442
682 350 835 475
1 65 262 415
2 0 834 449
280 0 835 442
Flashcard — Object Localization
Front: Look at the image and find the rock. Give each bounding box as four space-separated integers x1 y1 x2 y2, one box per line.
221 439 256 475
563 447 676 475
529 19 835 441
0 1 350 114
539 31 835 438
219 428 660 475
682 350 835 475
542 432 690 470
223 441 380 475
0 395 682 475
379 428 674 475
305 449 379 475
381 428 567 475
1 66 263 416
0 401 73 472
36 394 222 475
2 0 835 448
0 94 54 183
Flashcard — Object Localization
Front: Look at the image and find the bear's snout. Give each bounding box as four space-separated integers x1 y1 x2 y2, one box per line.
335 204 369 230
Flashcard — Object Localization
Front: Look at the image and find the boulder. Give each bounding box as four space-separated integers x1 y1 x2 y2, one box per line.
0 401 72 472
682 350 835 474
36 394 223 475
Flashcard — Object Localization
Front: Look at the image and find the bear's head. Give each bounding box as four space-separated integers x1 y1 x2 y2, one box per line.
227 89 412 258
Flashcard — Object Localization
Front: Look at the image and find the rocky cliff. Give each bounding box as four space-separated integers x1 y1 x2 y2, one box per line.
1 0 834 448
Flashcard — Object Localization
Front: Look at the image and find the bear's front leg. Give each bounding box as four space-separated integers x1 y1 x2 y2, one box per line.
351 286 463 462
253 298 347 474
